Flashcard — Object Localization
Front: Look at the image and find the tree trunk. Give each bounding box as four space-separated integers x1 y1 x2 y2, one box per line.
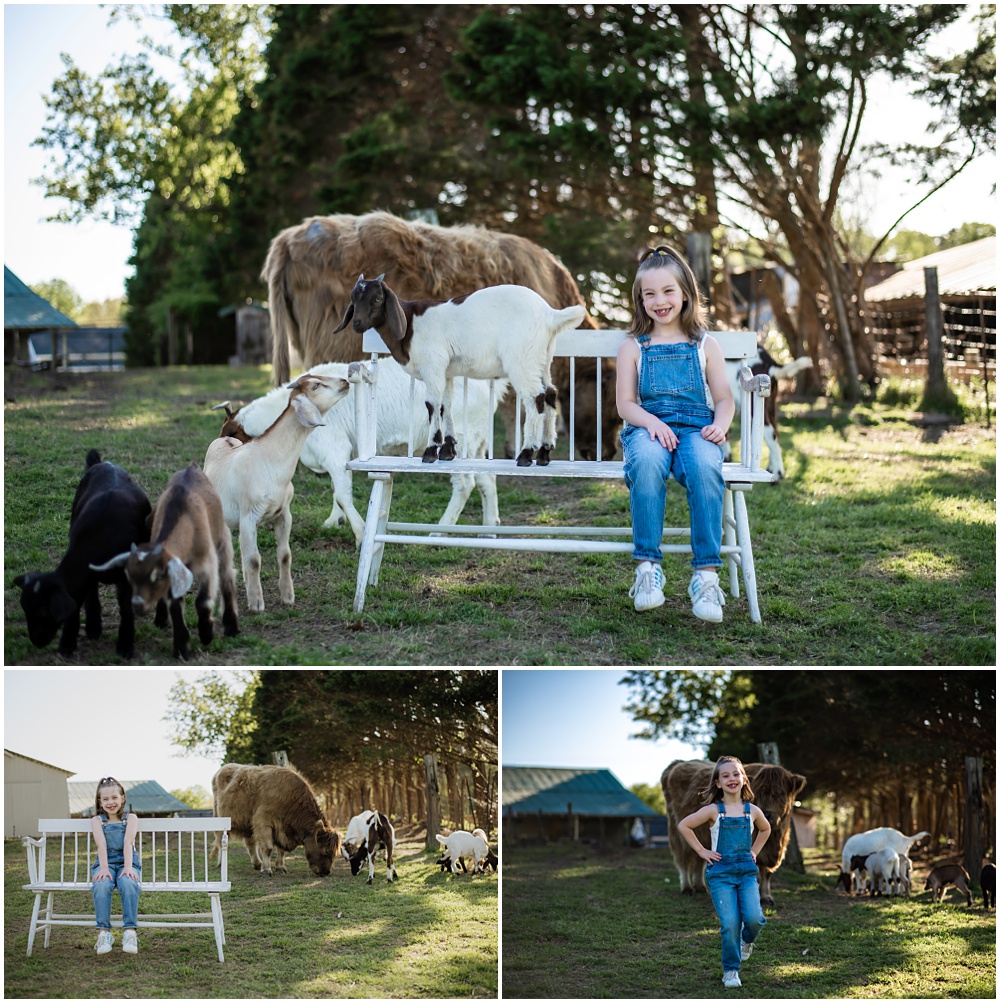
964 758 984 879
424 753 441 850
756 742 805 874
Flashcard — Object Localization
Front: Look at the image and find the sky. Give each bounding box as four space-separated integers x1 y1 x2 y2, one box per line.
3 667 245 797
501 669 702 790
3 5 996 306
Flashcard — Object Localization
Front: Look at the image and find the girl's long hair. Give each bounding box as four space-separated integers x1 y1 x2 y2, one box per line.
627 245 706 342
700 756 755 805
94 776 127 819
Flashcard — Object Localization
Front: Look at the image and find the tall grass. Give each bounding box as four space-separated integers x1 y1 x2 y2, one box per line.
4 834 498 999
501 843 996 999
4 366 995 665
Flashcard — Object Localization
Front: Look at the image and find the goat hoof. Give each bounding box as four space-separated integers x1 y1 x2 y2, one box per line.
536 446 552 466
515 448 534 467
422 447 439 463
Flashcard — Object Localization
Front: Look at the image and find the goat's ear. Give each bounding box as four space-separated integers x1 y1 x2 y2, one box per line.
385 287 407 342
291 395 326 429
167 557 194 599
333 301 354 333
89 552 132 573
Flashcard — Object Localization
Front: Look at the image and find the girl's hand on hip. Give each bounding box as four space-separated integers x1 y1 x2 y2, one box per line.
700 849 723 863
647 419 677 450
701 423 727 445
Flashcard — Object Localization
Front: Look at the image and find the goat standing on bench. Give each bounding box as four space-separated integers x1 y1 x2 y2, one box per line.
334 275 586 466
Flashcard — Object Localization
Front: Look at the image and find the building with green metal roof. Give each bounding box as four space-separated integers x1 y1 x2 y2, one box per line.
4 265 78 365
503 766 663 846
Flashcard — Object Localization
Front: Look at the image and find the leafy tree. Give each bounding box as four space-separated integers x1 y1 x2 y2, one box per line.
170 784 212 810
78 297 127 326
938 221 996 248
163 669 260 763
630 782 665 814
885 229 940 262
29 279 83 320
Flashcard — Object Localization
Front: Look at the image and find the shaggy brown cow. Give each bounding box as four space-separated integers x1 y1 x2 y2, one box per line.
210 763 341 877
661 759 806 907
261 210 619 460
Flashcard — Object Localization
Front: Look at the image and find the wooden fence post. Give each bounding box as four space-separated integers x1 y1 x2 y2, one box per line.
757 742 805 873
964 757 984 880
921 266 958 411
424 753 440 851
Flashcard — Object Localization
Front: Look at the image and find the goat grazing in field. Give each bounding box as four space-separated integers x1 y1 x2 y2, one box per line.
204 373 349 612
261 209 616 461
723 345 812 479
13 449 154 659
924 864 973 906
91 463 239 660
435 829 493 875
334 275 586 466
341 810 397 884
213 360 505 545
837 827 928 894
979 863 995 909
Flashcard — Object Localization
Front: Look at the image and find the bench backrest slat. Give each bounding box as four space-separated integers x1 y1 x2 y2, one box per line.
36 818 229 833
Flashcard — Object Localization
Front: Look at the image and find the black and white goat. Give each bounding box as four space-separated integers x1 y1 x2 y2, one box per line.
724 345 812 479
334 275 586 466
342 810 397 884
13 449 153 659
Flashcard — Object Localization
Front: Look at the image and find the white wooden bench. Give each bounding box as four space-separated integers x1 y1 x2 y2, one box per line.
346 329 774 620
22 817 232 962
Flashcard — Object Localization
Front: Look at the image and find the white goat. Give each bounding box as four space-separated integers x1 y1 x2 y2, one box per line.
215 360 504 545
838 827 928 894
435 830 491 875
204 373 349 612
334 276 586 466
865 847 901 896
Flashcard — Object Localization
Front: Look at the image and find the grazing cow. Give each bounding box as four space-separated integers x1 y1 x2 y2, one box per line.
724 345 812 479
209 764 341 877
661 759 806 908
342 810 397 884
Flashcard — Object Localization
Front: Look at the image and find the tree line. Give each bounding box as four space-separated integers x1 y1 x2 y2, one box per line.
34 5 995 398
621 669 995 855
166 669 499 833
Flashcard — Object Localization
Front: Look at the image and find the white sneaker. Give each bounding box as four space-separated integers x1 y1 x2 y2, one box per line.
122 929 138 954
629 561 665 611
723 970 742 988
95 930 113 955
688 570 725 622
740 939 754 961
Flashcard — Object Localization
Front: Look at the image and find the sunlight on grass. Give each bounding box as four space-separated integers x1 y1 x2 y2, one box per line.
874 550 963 582
918 492 996 525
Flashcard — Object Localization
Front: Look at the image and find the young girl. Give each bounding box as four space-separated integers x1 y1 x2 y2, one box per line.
91 777 141 955
676 756 771 989
616 245 735 620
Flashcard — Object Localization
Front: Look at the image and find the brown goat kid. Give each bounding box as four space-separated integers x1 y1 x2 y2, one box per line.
924 864 973 906
91 463 239 660
261 210 617 459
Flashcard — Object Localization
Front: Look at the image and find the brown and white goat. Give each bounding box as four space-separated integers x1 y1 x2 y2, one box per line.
90 463 239 660
204 372 349 612
334 275 585 466
924 864 973 906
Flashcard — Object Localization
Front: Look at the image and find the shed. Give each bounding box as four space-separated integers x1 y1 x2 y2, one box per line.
27 327 126 371
4 265 78 365
503 766 663 846
865 236 996 380
68 780 192 818
4 749 74 838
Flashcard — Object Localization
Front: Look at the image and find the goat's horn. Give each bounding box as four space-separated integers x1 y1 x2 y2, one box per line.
210 401 232 412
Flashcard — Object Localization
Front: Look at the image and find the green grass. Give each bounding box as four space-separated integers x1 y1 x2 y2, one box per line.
3 835 497 998
4 365 995 665
501 844 996 999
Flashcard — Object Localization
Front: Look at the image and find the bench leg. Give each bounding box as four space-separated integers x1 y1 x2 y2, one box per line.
26 893 42 956
733 489 762 623
211 893 226 962
723 489 740 599
354 474 393 613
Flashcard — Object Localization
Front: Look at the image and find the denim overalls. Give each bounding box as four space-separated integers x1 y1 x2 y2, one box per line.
91 812 141 931
620 336 725 568
704 802 766 974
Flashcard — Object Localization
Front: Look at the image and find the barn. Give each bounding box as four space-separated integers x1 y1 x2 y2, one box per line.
503 766 663 846
4 265 78 366
4 749 74 838
68 780 192 818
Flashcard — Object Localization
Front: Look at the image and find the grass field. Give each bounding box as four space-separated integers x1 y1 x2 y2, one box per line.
4 364 995 665
501 843 996 999
4 833 498 999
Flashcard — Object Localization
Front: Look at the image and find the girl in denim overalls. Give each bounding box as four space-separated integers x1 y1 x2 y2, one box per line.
616 246 735 621
677 756 771 989
91 777 141 956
